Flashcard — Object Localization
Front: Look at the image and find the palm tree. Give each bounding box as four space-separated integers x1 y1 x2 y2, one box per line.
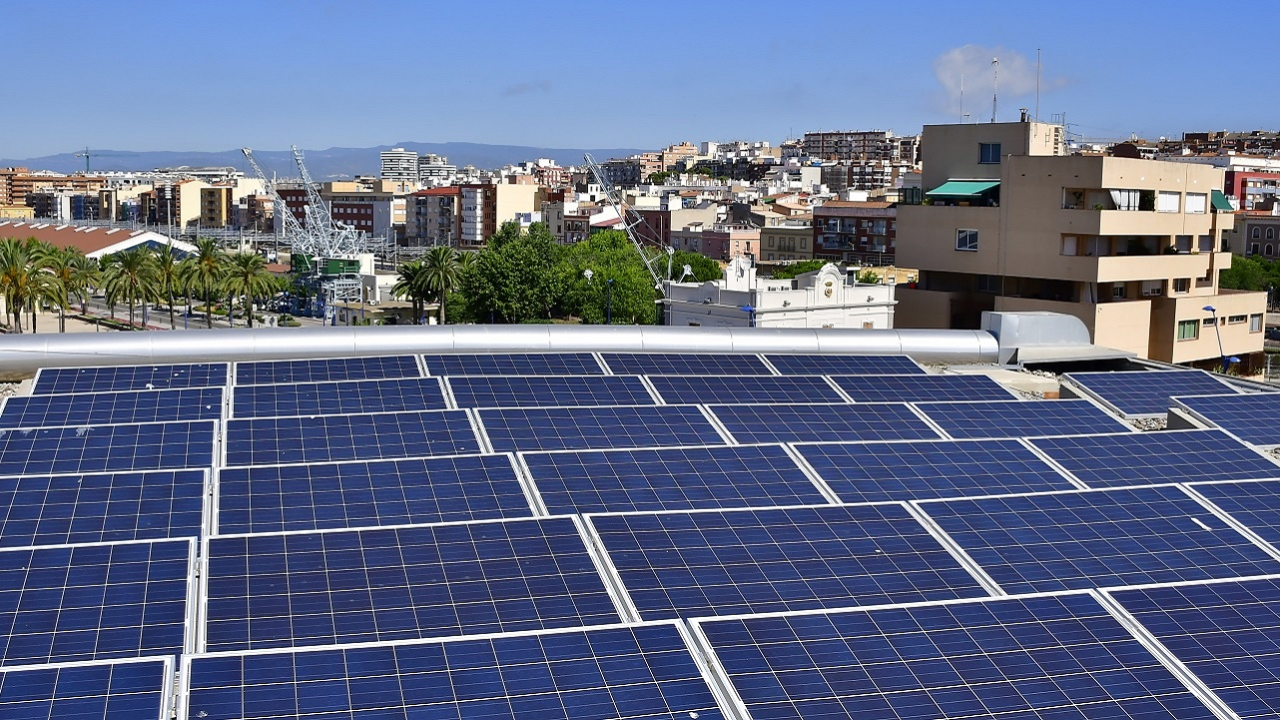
392 259 428 324
152 243 182 330
37 246 79 333
0 237 40 332
69 251 100 316
223 253 276 328
422 245 460 325
103 247 159 329
180 238 226 329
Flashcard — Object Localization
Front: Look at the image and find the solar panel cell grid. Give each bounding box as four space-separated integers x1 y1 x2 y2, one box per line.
707 402 941 444
599 353 772 376
764 354 925 375
1190 480 1280 548
202 518 622 652
0 539 192 667
447 375 655 409
0 387 223 429
223 410 480 467
0 421 216 476
588 504 991 620
646 375 845 405
423 353 604 376
479 405 725 453
1175 393 1280 447
918 485 1280 594
215 454 533 534
696 592 1222 720
230 377 447 418
0 658 172 720
32 364 228 395
1109 577 1280 720
913 399 1131 440
0 470 205 548
794 438 1077 503
234 355 422 385
1065 369 1239 417
830 373 1016 402
184 623 726 720
521 444 826 515
1030 429 1280 487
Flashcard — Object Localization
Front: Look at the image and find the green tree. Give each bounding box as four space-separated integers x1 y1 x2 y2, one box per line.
855 269 881 284
558 230 659 325
461 221 563 323
68 251 101 316
103 247 159 328
422 245 461 325
770 259 828 279
223 252 276 328
0 237 53 333
179 238 227 329
1220 255 1269 291
670 250 722 282
37 246 80 333
392 259 428 324
152 243 182 330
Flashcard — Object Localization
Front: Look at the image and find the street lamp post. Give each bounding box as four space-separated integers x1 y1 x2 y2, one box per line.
606 279 614 325
1203 305 1240 373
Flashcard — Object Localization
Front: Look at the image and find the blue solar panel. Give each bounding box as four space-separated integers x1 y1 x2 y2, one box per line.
707 402 940 444
223 410 480 467
0 421 216 475
1190 480 1280 548
1175 393 1280 446
32 363 227 395
913 399 1131 439
646 375 845 405
521 444 825 514
830 373 1016 402
1109 577 1280 720
1030 429 1280 487
0 658 173 720
0 539 192 667
448 375 655 409
231 378 447 418
695 592 1221 720
0 387 223 429
184 623 727 720
589 504 990 620
479 405 724 453
765 354 925 375
599 353 772 376
216 454 533 534
202 517 621 651
1065 369 1239 417
794 438 1077 503
423 353 604 376
0 470 205 547
918 485 1280 594
234 355 421 385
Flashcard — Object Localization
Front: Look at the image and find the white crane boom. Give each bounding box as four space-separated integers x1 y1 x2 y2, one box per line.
583 153 672 293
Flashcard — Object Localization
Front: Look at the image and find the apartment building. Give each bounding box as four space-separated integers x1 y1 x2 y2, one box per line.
380 148 419 183
3 170 105 207
896 117 1263 367
802 130 905 162
701 224 760 262
140 179 210 230
1234 210 1280 258
322 181 407 241
813 201 896 265
408 187 461 247
458 183 539 249
759 223 814 263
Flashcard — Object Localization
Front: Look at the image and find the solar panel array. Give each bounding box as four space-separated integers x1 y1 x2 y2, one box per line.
1064 368 1240 417
11 351 1280 718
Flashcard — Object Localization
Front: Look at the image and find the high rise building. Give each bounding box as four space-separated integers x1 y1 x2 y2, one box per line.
380 148 419 183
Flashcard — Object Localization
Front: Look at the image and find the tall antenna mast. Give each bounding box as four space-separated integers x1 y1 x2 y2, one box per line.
991 57 999 123
1035 49 1041 121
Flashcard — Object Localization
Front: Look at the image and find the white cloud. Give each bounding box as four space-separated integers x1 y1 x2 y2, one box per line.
932 45 1062 120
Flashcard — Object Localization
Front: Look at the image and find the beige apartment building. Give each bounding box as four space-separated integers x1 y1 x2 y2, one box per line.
897 118 1265 367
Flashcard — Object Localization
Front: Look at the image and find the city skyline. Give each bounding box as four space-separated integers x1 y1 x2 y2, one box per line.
2 0 1274 159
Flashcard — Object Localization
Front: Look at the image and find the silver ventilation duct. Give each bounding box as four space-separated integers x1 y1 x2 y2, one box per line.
0 326 999 379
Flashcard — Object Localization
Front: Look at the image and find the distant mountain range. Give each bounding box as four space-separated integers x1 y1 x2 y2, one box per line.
0 141 648 179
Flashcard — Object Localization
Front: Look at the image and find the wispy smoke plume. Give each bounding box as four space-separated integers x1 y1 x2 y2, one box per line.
933 46 1060 120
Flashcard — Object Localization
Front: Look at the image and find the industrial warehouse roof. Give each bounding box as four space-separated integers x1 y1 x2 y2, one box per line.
3 344 1280 719
0 220 196 257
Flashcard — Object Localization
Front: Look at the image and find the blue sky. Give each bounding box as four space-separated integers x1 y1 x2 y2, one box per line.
2 0 1270 159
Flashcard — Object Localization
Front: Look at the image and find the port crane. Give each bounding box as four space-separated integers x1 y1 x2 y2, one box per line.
582 154 674 294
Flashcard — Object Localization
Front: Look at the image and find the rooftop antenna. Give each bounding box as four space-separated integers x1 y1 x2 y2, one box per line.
991 57 999 123
1035 49 1041 121
960 73 965 123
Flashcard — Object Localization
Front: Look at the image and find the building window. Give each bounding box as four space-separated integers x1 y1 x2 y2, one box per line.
1252 243 1260 255
1269 228 1276 240
955 229 979 252
1112 285 1126 299
1253 227 1262 239
1228 314 1247 324
1185 193 1207 214
1172 278 1190 293
1157 191 1180 213
1268 244 1275 257
1177 320 1199 341
1251 314 1264 333
979 143 1001 164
